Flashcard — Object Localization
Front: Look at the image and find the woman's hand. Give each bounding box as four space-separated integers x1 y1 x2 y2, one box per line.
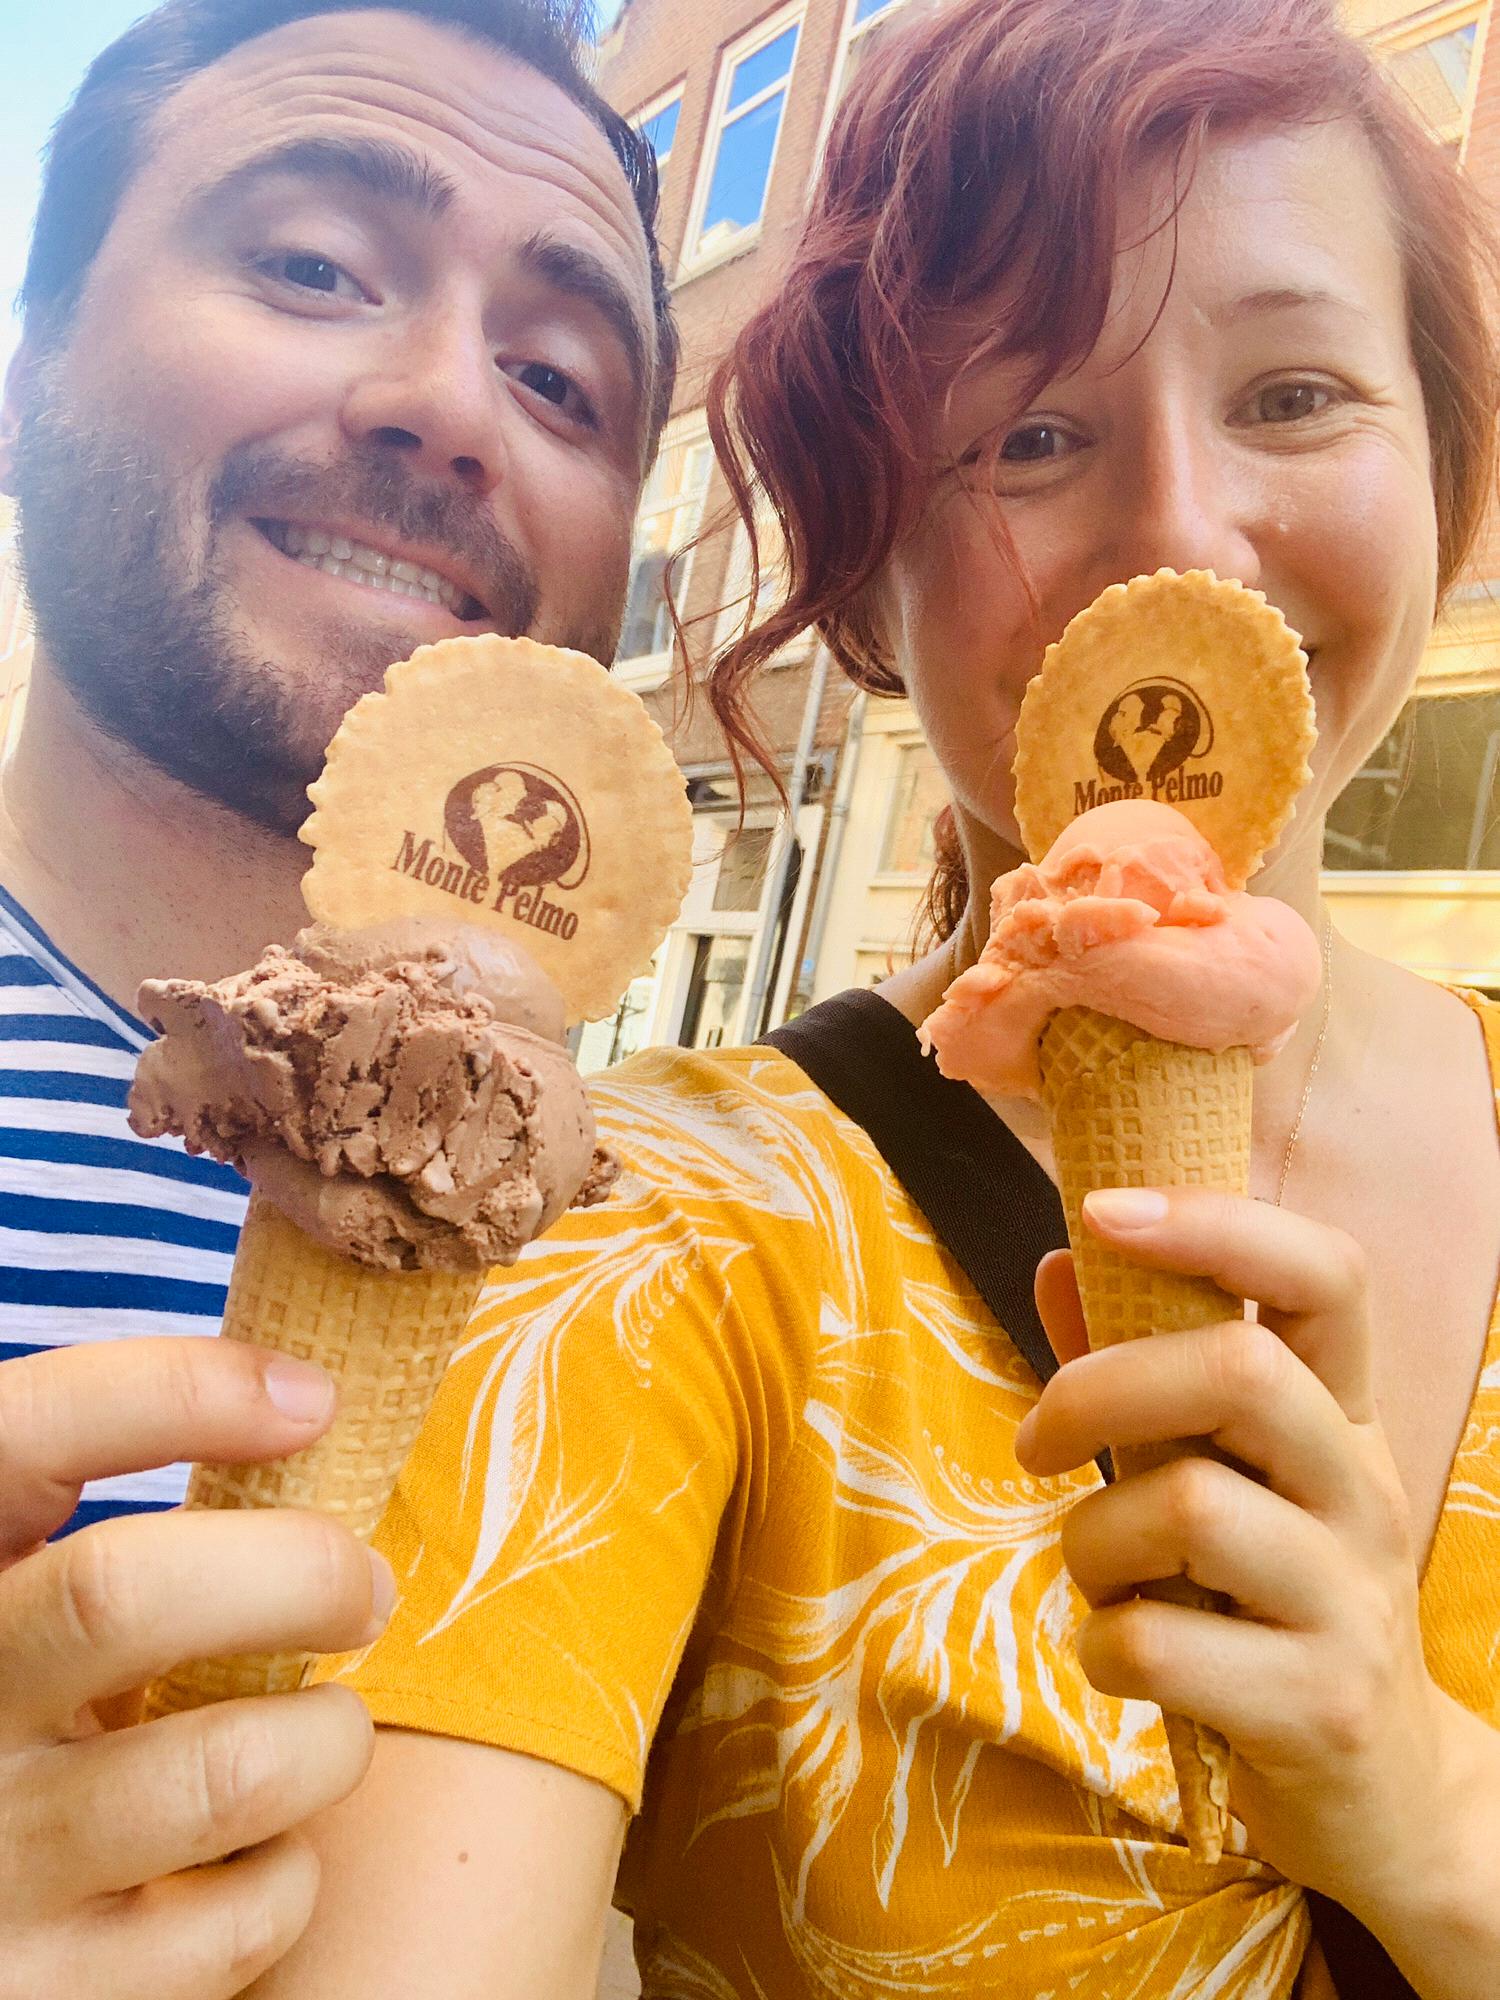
0 1337 390 2000
1015 1186 1492 1928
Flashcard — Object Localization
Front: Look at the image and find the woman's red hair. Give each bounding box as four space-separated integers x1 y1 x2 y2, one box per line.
703 0 1500 944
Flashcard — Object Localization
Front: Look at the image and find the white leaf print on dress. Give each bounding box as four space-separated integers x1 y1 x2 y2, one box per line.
690 1398 1084 1911
638 1933 773 2000
771 1851 1304 1999
424 1213 736 1641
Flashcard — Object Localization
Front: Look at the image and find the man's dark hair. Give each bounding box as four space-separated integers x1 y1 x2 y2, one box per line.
18 0 678 447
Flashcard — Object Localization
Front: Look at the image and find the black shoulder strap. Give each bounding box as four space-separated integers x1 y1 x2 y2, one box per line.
763 988 1419 2000
765 987 1068 1392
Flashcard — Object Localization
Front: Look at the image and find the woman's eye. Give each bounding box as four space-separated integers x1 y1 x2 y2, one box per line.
1241 380 1339 425
998 422 1074 464
508 361 598 429
257 252 365 301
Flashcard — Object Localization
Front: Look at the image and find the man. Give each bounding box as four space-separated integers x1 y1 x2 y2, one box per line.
0 3 673 1992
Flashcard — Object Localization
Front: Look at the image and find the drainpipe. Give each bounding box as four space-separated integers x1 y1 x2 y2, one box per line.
743 643 831 1039
795 689 867 1008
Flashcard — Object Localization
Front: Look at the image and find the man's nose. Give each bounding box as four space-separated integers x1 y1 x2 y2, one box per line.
1103 418 1261 587
339 313 507 495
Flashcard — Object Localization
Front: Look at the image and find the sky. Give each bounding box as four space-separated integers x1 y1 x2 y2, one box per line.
0 0 627 383
0 0 156 379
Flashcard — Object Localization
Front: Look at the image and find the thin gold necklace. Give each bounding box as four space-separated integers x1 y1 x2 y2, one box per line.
1274 913 1334 1206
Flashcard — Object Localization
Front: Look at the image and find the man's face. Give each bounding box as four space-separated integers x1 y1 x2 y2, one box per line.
5 9 657 831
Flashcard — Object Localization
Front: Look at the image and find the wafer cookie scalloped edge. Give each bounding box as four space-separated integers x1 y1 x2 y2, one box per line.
1013 568 1315 888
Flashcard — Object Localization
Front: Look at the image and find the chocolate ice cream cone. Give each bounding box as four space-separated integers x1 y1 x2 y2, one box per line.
142 1194 483 1716
133 637 693 1718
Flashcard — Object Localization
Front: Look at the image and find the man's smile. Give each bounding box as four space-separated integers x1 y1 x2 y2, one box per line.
251 517 489 622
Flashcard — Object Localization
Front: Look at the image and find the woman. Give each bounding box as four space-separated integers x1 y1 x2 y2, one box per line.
271 1 1500 1995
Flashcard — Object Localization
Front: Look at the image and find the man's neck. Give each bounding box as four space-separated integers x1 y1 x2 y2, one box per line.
0 650 311 1011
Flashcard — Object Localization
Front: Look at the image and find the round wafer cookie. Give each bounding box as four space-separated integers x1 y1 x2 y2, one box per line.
300 636 693 1023
1013 569 1315 887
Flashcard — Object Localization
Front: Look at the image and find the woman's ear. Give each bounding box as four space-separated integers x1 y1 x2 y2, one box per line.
839 577 905 695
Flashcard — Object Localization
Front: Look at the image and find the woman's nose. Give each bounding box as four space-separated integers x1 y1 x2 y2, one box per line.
1105 422 1261 586
339 315 507 495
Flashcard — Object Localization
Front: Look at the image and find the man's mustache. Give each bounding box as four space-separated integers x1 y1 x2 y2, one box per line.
209 447 539 632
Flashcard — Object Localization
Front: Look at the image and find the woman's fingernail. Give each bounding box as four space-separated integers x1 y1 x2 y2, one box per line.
263 1356 336 1423
1014 1409 1037 1460
1084 1188 1169 1230
365 1550 398 1636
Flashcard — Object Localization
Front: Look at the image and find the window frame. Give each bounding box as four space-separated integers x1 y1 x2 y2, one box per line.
614 412 715 692
665 785 824 1044
1371 1 1485 151
809 0 918 181
1321 597 1500 883
1324 680 1500 878
873 731 946 883
680 3 804 278
710 508 811 668
670 802 780 1049
630 82 685 186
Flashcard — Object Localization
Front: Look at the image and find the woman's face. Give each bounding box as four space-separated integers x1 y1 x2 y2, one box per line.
872 121 1438 872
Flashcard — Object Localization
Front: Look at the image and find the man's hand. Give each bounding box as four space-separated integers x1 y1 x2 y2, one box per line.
0 1338 392 2000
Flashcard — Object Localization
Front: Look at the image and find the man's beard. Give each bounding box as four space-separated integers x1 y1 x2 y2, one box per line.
7 369 595 836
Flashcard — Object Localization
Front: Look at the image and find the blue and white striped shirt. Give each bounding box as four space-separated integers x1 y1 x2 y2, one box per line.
0 884 246 1531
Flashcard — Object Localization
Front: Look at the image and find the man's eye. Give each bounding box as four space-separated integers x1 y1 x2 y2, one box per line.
508 361 598 429
258 252 364 300
1242 380 1338 425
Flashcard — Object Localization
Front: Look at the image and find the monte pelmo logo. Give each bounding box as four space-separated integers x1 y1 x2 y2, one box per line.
1075 678 1224 814
391 763 591 942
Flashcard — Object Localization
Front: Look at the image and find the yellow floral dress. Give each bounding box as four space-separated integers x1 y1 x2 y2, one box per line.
324 996 1500 1997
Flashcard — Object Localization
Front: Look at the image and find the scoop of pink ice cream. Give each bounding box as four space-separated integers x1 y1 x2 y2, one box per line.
918 801 1321 1098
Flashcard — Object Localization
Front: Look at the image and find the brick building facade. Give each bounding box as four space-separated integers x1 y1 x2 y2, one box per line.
593 0 1500 1065
580 0 872 1071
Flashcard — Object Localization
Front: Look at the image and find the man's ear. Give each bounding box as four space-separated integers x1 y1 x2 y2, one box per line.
0 343 36 496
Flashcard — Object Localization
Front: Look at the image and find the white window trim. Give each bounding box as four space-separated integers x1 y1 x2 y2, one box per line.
809 0 913 182
615 411 713 693
630 81 685 183
680 3 803 279
665 799 823 1044
1372 1 1485 150
679 809 783 929
872 727 943 882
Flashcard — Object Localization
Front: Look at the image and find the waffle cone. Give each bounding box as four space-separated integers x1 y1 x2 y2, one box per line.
1039 1006 1253 1864
142 1193 482 1717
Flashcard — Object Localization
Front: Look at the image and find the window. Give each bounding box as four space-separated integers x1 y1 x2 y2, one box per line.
616 421 714 682
811 0 951 181
1324 690 1500 872
633 89 682 178
712 826 775 911
880 740 947 874
1380 13 1480 146
712 505 799 659
679 934 752 1048
575 960 659 1074
685 9 801 268
829 0 913 110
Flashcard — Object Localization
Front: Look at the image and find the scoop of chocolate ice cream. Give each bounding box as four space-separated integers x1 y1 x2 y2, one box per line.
292 918 568 1044
129 922 615 1271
